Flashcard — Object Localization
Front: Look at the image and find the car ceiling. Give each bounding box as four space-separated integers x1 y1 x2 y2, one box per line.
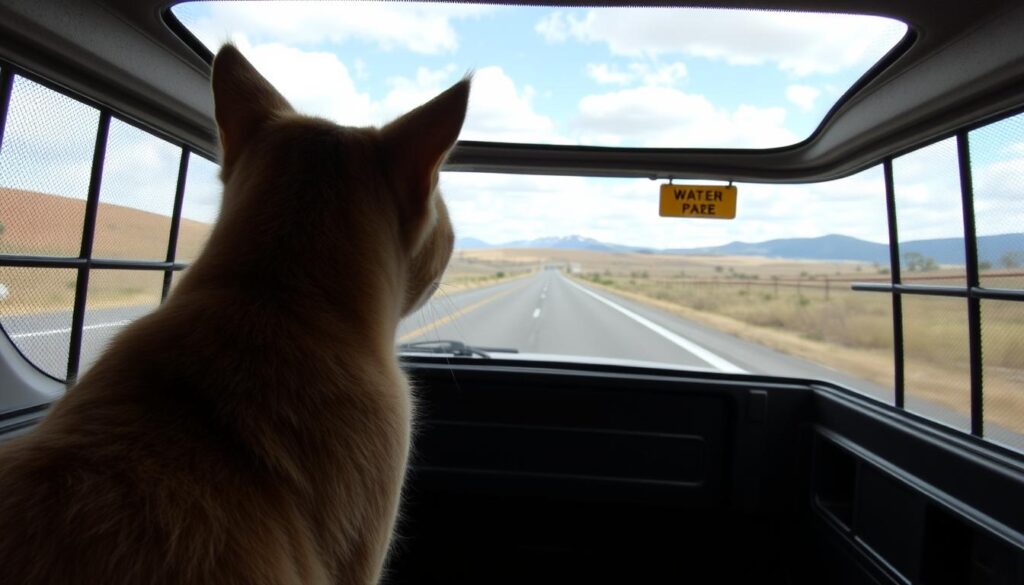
0 0 1023 183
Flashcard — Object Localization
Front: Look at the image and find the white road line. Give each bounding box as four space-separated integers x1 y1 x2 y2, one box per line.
563 278 747 374
10 319 131 340
532 308 541 319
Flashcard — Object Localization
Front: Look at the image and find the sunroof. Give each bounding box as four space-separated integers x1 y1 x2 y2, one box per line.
171 2 907 149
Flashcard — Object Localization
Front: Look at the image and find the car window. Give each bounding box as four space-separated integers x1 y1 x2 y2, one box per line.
0 69 213 382
170 2 907 149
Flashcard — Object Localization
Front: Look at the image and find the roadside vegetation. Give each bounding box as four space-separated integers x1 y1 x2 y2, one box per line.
439 251 535 293
461 246 1023 436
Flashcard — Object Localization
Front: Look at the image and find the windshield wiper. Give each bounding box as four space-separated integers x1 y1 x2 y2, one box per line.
397 340 519 358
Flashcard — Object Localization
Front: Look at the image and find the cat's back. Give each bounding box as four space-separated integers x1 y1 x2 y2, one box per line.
0 307 330 585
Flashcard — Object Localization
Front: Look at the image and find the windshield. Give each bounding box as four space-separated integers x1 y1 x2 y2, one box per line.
171 1 907 149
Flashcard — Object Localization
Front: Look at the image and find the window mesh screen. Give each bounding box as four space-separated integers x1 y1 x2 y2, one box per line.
0 76 98 257
893 137 966 286
969 112 1024 288
0 266 77 380
78 270 164 376
980 300 1024 451
901 295 972 432
92 118 181 260
176 154 220 262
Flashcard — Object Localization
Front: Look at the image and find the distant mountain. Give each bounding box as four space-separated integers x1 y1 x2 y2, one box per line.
898 234 1021 266
456 234 641 253
667 234 889 263
669 233 1021 265
503 235 637 253
454 232 1023 265
454 237 493 249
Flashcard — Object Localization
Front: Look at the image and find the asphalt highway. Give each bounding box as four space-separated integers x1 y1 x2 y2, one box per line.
398 270 894 397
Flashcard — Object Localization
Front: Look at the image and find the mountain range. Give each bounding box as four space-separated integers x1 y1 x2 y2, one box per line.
456 233 1023 265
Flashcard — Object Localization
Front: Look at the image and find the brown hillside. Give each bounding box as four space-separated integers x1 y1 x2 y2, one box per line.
0 188 213 261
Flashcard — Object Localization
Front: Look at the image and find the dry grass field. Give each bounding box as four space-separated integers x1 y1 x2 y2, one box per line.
459 247 1024 436
0 189 214 313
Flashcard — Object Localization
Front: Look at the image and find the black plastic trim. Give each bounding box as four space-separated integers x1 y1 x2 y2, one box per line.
66 111 110 383
814 384 1024 532
957 131 984 436
163 149 190 301
883 159 905 408
852 283 1024 302
0 67 13 153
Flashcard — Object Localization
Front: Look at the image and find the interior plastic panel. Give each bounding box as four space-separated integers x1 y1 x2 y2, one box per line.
2 359 1022 583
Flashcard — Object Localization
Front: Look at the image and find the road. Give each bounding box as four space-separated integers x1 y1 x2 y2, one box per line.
399 270 900 393
2 304 157 380
2 271 887 390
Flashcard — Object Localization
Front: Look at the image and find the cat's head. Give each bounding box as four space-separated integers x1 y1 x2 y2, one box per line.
208 45 467 320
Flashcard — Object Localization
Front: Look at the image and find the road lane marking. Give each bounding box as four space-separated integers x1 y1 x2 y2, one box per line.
10 320 131 340
399 285 523 342
563 278 747 374
532 308 541 319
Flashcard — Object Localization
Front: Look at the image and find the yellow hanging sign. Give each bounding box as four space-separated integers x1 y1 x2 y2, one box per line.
659 184 737 219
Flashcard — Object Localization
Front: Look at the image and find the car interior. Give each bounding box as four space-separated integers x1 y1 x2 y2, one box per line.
1 1 1023 583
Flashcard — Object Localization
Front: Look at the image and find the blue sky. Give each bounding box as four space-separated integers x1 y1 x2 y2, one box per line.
174 3 906 148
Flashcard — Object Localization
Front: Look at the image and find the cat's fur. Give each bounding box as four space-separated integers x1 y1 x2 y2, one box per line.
0 45 467 584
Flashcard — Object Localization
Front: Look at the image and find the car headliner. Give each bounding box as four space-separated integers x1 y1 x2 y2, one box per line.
0 0 1022 184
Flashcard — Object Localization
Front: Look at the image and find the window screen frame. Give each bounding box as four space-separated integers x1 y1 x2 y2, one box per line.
0 60 213 384
851 122 1024 440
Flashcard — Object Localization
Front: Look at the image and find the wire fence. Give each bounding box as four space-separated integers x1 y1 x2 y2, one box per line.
636 271 1024 301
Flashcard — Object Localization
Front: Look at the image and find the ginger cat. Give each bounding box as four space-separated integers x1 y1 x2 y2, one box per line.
0 45 467 584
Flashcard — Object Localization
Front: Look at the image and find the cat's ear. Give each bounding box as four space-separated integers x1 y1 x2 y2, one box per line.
211 44 293 170
381 77 470 219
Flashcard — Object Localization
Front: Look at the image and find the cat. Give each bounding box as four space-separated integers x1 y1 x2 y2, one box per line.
0 44 467 584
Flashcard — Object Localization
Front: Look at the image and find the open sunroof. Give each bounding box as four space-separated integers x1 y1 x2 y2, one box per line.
171 2 907 150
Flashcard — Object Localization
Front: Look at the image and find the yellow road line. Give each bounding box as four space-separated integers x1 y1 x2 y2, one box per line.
399 284 523 342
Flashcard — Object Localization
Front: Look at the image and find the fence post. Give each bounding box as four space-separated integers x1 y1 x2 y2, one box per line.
825 277 830 301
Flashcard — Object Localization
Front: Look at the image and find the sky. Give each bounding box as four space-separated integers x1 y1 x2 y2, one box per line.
1 3 1021 250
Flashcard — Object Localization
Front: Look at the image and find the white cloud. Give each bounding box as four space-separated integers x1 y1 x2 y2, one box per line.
461 67 565 144
586 63 633 85
99 119 182 217
891 137 967 241
586 62 688 86
534 11 571 43
575 87 795 148
786 85 821 110
537 9 905 77
441 167 891 250
375 65 461 123
371 64 564 143
972 155 1024 239
0 78 98 200
232 36 374 127
180 156 222 225
182 1 495 55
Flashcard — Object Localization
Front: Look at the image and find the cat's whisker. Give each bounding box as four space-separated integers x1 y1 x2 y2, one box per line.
436 288 472 348
426 289 463 394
